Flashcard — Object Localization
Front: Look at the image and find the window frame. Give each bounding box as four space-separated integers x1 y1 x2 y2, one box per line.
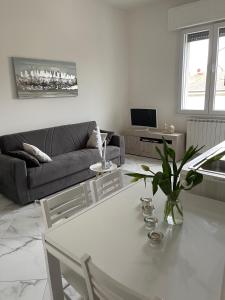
208 21 225 115
178 22 225 116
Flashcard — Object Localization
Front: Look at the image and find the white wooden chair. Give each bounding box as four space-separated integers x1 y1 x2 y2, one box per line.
91 169 124 202
81 254 162 300
41 182 90 228
41 183 90 300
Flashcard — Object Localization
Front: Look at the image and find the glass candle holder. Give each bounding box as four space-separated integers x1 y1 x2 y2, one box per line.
144 216 158 229
142 201 155 217
140 197 152 207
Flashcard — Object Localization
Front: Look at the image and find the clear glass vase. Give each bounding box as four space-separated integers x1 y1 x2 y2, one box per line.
164 195 183 225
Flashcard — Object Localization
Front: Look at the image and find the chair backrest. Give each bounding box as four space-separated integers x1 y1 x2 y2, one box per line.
81 254 160 300
40 183 89 228
91 170 124 202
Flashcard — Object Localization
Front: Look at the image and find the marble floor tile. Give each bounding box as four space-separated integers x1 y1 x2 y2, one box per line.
0 279 46 300
122 154 162 174
0 204 44 238
0 155 160 299
0 236 47 281
0 197 18 219
42 280 82 300
0 195 15 210
42 282 51 300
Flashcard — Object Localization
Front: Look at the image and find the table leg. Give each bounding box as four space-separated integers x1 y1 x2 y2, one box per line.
42 236 64 300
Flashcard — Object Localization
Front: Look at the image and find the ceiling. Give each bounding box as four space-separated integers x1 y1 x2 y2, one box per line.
104 0 158 9
105 0 197 9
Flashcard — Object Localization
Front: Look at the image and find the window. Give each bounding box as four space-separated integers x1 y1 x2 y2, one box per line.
214 27 225 111
179 22 225 115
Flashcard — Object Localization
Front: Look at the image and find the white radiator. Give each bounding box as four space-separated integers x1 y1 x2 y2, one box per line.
186 119 225 151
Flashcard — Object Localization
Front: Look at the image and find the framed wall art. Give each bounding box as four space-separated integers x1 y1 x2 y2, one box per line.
13 57 78 99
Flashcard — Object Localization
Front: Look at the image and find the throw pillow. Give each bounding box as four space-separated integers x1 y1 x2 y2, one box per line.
100 130 114 145
23 143 52 163
7 150 40 168
87 127 107 149
86 127 108 158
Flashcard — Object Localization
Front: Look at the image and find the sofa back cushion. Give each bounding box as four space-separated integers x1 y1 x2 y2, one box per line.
0 121 96 157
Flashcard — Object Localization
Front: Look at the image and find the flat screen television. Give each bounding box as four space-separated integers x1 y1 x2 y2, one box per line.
131 108 157 128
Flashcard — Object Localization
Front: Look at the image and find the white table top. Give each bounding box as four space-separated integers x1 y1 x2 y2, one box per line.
45 182 225 300
89 162 117 173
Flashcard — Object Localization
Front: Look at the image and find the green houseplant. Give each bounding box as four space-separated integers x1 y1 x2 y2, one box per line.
127 139 225 225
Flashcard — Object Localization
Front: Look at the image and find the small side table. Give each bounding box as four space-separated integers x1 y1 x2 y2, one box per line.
90 162 117 177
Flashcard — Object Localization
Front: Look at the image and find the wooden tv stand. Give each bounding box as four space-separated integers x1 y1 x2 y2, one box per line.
123 128 185 162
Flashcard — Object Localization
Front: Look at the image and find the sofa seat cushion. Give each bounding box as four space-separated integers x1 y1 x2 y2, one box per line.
27 146 120 188
28 149 100 188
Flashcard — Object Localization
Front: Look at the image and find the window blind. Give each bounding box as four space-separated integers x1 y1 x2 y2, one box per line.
219 27 225 37
187 31 209 42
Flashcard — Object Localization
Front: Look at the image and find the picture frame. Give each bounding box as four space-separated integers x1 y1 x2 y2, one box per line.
12 57 78 99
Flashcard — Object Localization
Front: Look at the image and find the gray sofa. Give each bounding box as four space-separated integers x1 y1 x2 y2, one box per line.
0 121 125 205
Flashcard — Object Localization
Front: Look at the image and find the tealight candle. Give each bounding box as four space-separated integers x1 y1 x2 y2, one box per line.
148 231 164 244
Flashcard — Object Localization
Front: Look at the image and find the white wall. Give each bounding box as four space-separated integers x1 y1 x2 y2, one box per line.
127 0 194 132
0 0 128 135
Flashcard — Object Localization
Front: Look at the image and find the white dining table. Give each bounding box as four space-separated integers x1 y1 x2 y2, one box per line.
43 181 225 300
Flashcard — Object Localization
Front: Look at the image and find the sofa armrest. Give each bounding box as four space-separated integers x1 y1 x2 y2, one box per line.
0 154 30 205
109 134 125 165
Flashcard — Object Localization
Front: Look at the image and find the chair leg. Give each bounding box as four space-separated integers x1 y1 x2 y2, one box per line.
42 235 64 300
64 292 72 300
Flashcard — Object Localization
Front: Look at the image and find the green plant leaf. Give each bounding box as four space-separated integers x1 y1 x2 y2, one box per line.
143 177 147 187
131 177 141 183
162 137 169 162
177 145 204 175
167 147 176 161
141 165 150 172
155 146 164 161
126 172 153 178
125 172 153 185
183 170 203 190
152 172 163 195
162 138 172 176
126 172 144 178
155 145 171 178
192 173 203 186
167 146 178 189
158 177 172 195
